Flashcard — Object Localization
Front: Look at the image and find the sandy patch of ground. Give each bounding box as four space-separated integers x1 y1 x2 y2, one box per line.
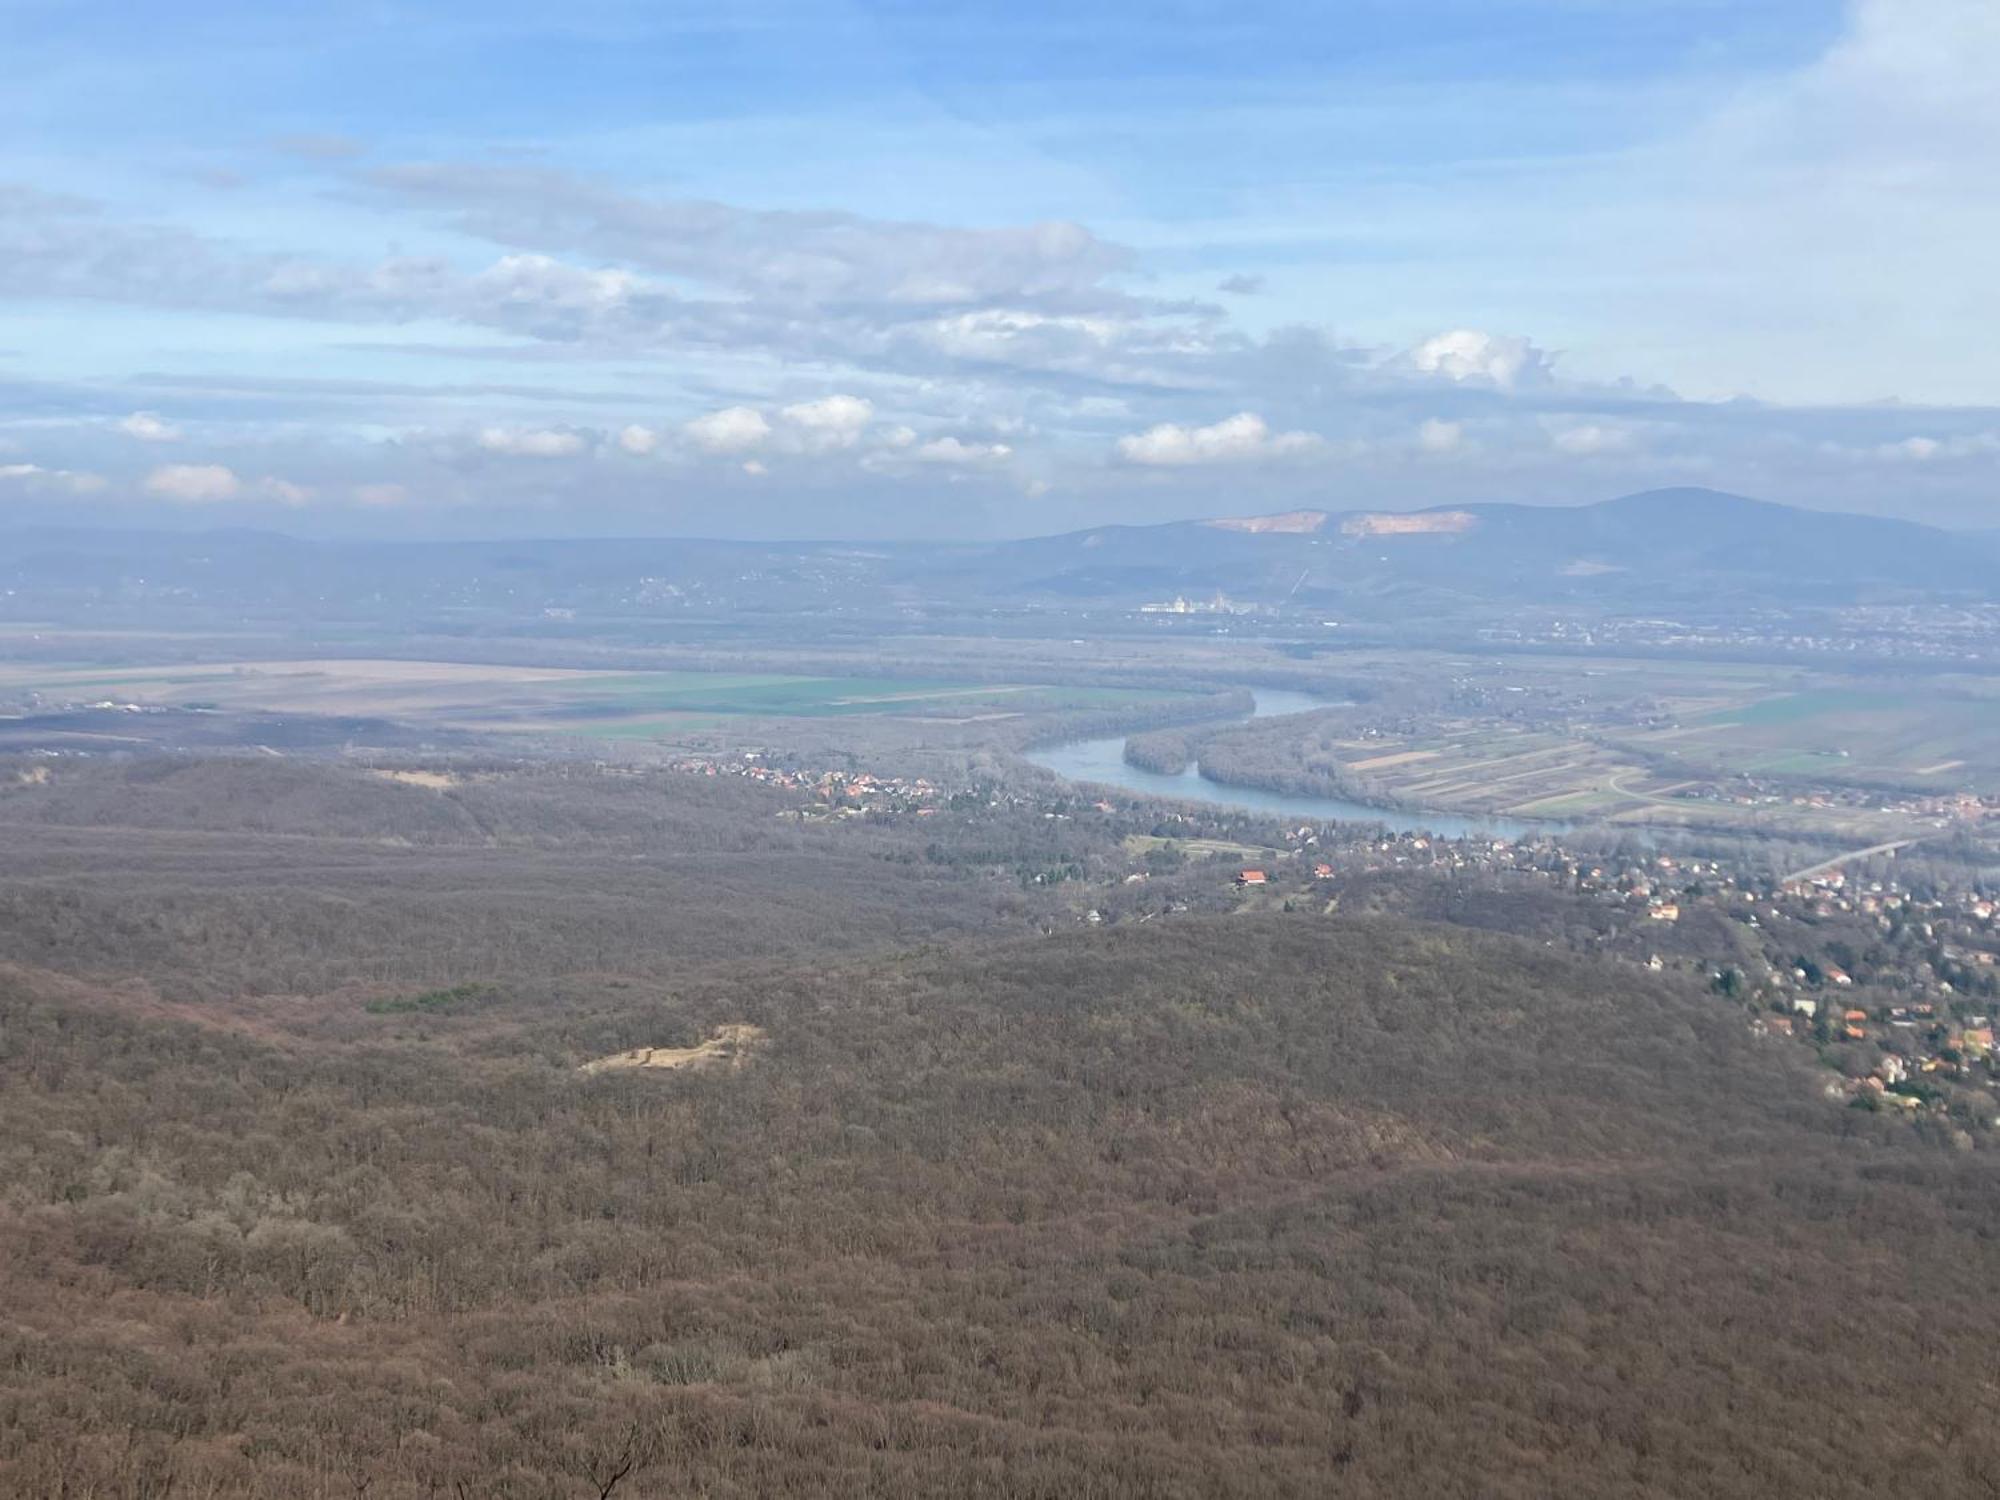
369 769 460 790
1916 760 1965 775
14 764 50 785
579 1024 766 1076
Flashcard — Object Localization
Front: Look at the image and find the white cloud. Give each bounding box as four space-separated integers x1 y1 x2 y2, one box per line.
686 405 772 455
1406 330 1553 389
144 463 242 503
470 252 641 313
617 424 659 455
353 481 408 507
679 394 875 461
116 411 181 442
0 462 106 495
910 436 1013 465
477 425 586 457
926 308 1120 358
1116 412 1321 467
1866 433 2000 463
880 425 917 449
374 165 1135 311
1417 419 1464 454
779 393 873 448
741 459 768 477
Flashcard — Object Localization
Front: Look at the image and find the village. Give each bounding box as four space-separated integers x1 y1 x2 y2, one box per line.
661 746 2000 1136
1222 823 2000 1128
666 753 953 816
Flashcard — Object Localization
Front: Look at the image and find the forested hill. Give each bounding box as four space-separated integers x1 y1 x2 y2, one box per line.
4 488 1994 628
4 903 1997 1496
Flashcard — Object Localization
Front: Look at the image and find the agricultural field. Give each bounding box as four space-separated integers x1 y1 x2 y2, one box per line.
1609 685 2000 790
0 659 1183 741
1196 653 2000 842
1316 722 1938 840
1328 726 1698 824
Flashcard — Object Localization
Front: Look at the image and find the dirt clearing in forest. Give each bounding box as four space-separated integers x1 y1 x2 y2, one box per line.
578 1024 767 1076
369 769 460 789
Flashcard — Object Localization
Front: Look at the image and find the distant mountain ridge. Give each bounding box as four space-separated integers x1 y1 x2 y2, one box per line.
2 489 1993 625
960 488 1996 609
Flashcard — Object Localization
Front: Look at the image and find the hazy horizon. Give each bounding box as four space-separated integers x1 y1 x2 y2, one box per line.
0 482 1988 547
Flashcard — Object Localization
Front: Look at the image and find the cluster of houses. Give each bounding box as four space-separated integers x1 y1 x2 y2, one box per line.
1212 822 2000 1121
1700 779 2000 827
1238 862 1337 887
667 754 948 817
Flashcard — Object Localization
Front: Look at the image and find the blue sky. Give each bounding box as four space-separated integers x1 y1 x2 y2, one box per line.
1 0 1995 537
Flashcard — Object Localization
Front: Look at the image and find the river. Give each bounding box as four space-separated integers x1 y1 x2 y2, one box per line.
1025 688 1554 841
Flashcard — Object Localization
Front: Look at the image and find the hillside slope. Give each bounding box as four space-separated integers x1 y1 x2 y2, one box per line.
3 910 1996 1496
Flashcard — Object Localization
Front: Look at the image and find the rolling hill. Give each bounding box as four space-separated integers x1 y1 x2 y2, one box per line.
956 488 1999 609
1 489 1991 629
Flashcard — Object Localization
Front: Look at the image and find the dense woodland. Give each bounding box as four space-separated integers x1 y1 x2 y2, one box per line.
0 759 1074 997
2 757 1997 1496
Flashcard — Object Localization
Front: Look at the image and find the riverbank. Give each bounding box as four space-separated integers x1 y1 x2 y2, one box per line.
1026 689 1560 842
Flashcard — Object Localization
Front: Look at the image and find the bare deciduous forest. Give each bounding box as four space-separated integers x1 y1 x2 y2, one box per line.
11 0 2000 1488
2 759 1997 1496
